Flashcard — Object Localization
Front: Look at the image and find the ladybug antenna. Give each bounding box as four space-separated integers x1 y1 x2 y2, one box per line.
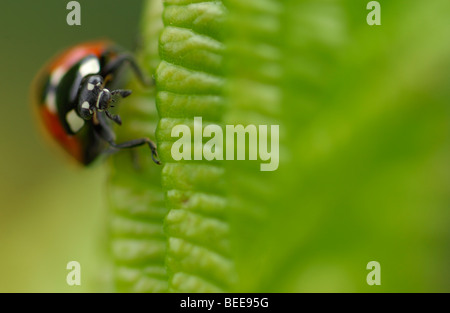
105 110 122 125
111 89 132 98
104 89 132 125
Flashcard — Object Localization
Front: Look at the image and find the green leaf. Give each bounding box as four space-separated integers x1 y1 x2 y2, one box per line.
107 0 450 293
156 0 236 293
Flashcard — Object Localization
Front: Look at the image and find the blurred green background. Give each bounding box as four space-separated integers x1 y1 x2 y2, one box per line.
0 0 449 292
0 0 143 292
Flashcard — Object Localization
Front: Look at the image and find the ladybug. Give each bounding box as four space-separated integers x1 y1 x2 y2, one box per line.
33 40 160 165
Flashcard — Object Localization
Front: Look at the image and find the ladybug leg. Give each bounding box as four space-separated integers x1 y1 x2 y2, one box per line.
101 53 153 87
94 113 161 164
109 138 160 165
102 74 113 87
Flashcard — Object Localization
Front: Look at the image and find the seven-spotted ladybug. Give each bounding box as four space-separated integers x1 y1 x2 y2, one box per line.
33 41 160 165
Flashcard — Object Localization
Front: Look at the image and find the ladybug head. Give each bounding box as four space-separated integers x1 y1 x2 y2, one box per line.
77 75 132 125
